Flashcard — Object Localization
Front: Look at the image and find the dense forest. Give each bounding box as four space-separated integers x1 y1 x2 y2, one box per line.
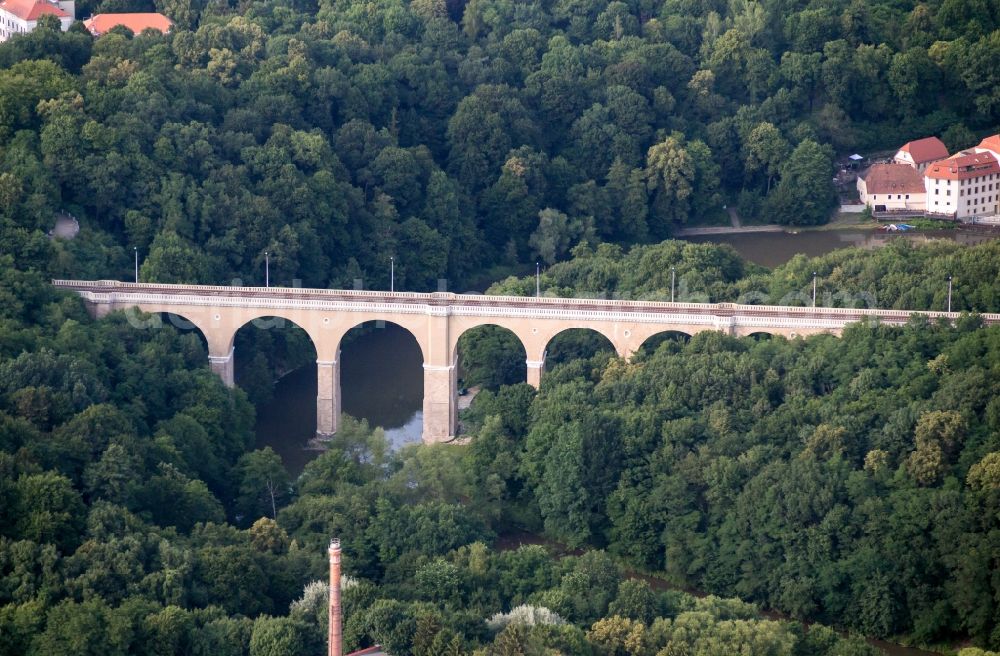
3 0 1000 653
461 238 1000 650
5 237 1000 654
1 0 999 290
0 260 896 656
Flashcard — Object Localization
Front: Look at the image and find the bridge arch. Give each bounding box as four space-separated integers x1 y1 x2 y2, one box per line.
333 318 428 364
452 323 529 390
210 308 327 361
230 315 319 405
635 329 692 357
542 327 618 371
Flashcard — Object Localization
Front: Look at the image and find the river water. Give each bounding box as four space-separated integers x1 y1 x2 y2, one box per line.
253 323 424 475
687 227 995 268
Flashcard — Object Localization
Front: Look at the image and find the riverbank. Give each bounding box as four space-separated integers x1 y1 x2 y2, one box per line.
494 530 947 656
674 224 785 236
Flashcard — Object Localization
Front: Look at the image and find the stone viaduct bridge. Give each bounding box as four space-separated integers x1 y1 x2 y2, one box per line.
54 280 1000 443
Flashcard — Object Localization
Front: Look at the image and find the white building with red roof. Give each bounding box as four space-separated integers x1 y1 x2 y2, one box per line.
0 0 73 41
893 136 950 172
924 150 1000 219
82 12 172 36
857 163 926 211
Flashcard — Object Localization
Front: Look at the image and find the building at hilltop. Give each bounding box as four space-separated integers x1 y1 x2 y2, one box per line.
83 12 172 36
857 163 926 212
893 136 950 172
925 150 1000 219
0 0 73 41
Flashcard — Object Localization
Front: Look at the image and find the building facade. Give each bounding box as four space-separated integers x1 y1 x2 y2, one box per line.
0 0 73 41
924 151 1000 219
857 163 926 211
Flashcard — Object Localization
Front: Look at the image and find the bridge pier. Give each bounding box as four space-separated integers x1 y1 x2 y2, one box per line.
316 354 341 437
208 347 235 387
423 360 457 443
526 356 545 389
423 308 457 443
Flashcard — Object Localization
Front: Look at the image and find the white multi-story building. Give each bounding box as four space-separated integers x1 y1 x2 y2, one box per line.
0 0 73 41
924 150 1000 219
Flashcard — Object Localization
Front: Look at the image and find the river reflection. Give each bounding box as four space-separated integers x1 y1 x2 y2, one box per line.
253 323 424 475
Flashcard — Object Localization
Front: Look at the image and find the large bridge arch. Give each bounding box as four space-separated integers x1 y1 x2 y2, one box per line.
635 329 693 358
541 326 618 371
334 317 429 364
230 312 319 384
448 317 530 361
451 322 529 389
731 325 841 339
609 322 717 359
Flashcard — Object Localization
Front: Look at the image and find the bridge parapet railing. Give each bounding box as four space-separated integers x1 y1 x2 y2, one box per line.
50 280 1000 323
52 279 434 300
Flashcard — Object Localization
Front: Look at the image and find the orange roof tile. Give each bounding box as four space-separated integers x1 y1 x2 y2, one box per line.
83 12 172 36
977 134 1000 155
924 150 1000 181
862 163 925 195
898 136 949 164
0 0 67 20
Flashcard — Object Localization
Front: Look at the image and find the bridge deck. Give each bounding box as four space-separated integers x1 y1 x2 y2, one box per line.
51 279 1000 325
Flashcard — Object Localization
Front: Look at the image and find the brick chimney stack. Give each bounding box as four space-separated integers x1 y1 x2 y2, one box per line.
329 538 342 656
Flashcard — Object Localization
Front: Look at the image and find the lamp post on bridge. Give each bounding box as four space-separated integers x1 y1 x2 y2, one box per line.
133 246 138 283
536 262 540 297
391 256 395 292
671 267 676 303
947 275 953 313
812 272 817 307
264 251 269 287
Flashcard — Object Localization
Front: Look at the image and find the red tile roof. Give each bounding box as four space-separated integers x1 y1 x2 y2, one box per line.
83 12 172 35
977 134 1000 155
897 136 949 165
346 648 386 656
862 163 925 195
0 0 67 20
924 151 1000 181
